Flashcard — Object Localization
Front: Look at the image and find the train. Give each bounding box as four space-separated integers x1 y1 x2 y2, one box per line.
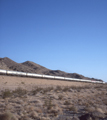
0 69 105 84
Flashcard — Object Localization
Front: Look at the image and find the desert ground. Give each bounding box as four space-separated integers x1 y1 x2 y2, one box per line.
0 75 107 120
0 75 93 90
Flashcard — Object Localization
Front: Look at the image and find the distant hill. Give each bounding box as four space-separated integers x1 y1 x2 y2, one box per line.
0 57 102 81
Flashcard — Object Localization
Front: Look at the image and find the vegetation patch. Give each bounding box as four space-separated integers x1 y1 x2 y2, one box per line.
2 89 12 99
13 87 27 97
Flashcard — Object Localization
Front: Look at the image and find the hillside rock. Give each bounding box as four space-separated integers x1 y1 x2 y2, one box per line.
22 61 50 74
0 57 34 73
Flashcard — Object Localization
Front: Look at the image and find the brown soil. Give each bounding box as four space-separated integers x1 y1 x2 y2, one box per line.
0 75 90 90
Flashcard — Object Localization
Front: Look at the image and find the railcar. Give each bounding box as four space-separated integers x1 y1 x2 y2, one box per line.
64 77 80 82
26 73 43 78
0 69 6 75
6 70 26 76
54 76 65 80
43 75 55 79
0 69 104 84
6 70 17 75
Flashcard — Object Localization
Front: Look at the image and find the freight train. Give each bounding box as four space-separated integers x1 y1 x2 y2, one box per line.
0 69 105 84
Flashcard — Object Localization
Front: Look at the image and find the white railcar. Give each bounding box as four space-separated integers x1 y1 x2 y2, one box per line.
0 69 6 74
16 71 26 76
32 73 43 78
43 75 54 79
65 77 82 82
26 73 42 78
26 73 33 77
54 76 65 80
79 79 92 82
6 70 26 76
6 70 17 75
64 77 77 81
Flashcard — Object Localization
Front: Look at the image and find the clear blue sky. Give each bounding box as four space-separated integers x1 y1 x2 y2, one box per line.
0 0 107 82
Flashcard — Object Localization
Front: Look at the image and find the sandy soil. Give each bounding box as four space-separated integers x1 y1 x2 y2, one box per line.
0 75 92 90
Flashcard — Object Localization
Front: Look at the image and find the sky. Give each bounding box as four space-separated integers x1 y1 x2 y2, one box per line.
0 0 107 82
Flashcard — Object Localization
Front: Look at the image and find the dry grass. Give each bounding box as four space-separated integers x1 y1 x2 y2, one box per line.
0 111 17 120
64 100 71 105
2 89 12 99
13 87 27 97
68 105 78 113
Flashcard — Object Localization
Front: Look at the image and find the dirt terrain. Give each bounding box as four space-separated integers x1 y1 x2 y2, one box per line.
0 75 107 120
0 75 92 90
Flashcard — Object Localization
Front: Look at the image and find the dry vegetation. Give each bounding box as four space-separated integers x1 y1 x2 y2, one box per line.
0 77 107 120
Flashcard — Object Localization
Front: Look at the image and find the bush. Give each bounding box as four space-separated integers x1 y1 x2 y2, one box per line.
42 87 54 94
31 87 43 95
13 87 27 97
64 100 71 105
2 89 12 99
63 86 70 92
85 106 95 112
55 86 62 92
43 98 53 110
0 111 17 120
103 99 107 105
49 109 59 116
58 95 63 100
68 105 78 113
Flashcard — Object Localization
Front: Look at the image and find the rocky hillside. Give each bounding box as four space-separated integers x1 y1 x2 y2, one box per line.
0 57 102 81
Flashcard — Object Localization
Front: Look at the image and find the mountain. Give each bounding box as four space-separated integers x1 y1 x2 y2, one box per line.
0 57 49 74
0 57 102 81
22 61 50 74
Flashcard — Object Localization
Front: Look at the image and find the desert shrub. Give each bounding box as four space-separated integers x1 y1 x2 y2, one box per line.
21 82 25 84
85 106 95 112
70 86 90 90
2 89 12 99
64 100 71 105
94 85 103 89
68 105 78 113
63 86 70 92
82 86 91 89
35 107 42 113
29 111 39 119
103 99 107 105
31 89 38 95
84 102 90 107
13 87 27 97
48 105 62 116
86 100 94 106
58 94 63 100
4 82 7 84
95 107 105 114
35 87 43 92
43 98 53 110
27 106 35 112
48 109 59 116
0 111 17 120
42 87 54 94
55 86 62 92
70 86 77 89
31 87 43 95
